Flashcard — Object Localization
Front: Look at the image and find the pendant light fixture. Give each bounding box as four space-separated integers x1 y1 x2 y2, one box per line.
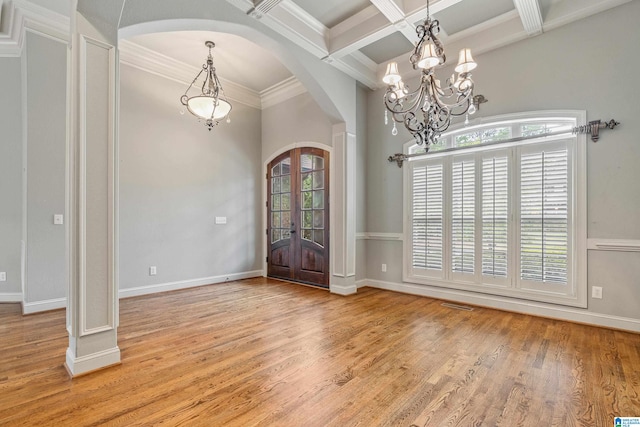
180 41 232 131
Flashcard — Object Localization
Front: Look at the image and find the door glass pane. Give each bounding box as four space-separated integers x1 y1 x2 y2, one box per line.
302 229 312 241
313 210 324 229
281 193 291 210
272 177 281 194
302 173 312 191
301 155 313 172
271 163 281 177
313 190 324 209
271 194 280 211
272 212 281 228
302 211 312 228
314 230 324 246
312 171 324 189
313 156 324 170
282 211 291 227
302 191 312 209
271 229 281 243
282 230 291 239
281 158 291 175
281 175 291 193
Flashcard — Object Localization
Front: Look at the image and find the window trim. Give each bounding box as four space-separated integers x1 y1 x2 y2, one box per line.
402 110 587 308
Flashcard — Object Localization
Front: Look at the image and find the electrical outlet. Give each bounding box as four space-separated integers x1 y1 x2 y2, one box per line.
381 264 387 272
592 286 603 299
53 214 64 225
0 272 6 281
149 266 157 276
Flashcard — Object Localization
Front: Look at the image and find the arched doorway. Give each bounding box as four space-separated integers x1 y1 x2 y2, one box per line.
267 147 330 288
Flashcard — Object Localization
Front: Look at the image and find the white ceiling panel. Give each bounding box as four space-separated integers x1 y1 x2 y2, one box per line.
359 31 415 64
291 0 371 28
432 0 515 35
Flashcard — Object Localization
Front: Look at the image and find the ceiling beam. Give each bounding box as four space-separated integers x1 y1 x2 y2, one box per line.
512 0 543 36
246 0 285 19
369 0 416 42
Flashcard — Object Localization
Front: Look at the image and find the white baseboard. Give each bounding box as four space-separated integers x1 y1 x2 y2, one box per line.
0 292 23 302
65 346 121 377
330 283 357 295
118 270 263 299
355 279 367 289
22 297 66 314
363 279 640 333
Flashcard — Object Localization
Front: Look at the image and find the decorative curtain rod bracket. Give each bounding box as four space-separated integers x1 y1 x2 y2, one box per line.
388 118 620 167
574 119 620 142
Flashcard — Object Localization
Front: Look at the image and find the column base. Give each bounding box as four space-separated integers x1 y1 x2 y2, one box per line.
330 276 357 295
65 346 121 377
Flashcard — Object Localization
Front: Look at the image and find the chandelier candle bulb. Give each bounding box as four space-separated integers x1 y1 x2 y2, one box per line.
417 43 440 69
382 62 401 85
455 48 477 73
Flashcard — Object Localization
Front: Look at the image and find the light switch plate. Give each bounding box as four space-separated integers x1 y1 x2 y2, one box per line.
53 214 64 225
215 216 227 224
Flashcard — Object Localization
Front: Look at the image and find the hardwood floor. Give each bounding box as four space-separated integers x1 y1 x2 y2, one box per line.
1 278 639 426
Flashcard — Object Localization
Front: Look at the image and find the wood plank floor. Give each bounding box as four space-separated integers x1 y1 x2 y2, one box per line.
1 278 639 426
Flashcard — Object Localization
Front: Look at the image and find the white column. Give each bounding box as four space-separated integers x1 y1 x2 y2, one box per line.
330 123 357 295
65 11 120 376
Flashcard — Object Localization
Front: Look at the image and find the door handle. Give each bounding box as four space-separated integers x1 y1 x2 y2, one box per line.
290 222 296 233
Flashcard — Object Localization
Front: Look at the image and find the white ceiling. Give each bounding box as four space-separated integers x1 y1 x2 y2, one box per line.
120 0 632 98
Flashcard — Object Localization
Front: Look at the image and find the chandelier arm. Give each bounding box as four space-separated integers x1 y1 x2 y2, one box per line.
181 68 205 102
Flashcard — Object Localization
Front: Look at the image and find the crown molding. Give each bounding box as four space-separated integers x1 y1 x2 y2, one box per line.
118 39 262 110
0 0 69 56
119 39 310 110
260 76 307 109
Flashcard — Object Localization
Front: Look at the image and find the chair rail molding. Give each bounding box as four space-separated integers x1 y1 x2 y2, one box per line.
587 238 640 252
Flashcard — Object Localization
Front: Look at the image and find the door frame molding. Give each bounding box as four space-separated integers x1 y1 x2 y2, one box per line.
263 142 334 281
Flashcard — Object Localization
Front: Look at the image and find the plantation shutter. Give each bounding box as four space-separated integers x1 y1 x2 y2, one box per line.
411 162 443 271
451 158 475 274
481 155 509 278
520 147 568 284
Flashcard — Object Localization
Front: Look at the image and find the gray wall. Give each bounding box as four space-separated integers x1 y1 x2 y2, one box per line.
119 63 263 290
24 31 68 305
261 92 333 162
0 57 23 297
364 1 640 319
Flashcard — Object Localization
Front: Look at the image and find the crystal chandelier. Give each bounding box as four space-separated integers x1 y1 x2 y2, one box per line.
383 1 478 148
180 41 232 131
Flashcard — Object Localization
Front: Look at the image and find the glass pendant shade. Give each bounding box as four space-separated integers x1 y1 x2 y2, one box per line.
417 43 440 69
186 96 232 120
455 48 477 73
382 62 402 85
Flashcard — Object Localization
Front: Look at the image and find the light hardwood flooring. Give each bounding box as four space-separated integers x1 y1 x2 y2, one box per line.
1 277 639 426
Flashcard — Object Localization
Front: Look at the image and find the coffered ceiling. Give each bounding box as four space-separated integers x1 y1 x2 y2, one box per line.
120 0 631 102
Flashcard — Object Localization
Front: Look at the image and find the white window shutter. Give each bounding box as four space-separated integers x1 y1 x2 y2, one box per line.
411 162 443 270
520 148 568 284
452 158 475 274
482 155 509 278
